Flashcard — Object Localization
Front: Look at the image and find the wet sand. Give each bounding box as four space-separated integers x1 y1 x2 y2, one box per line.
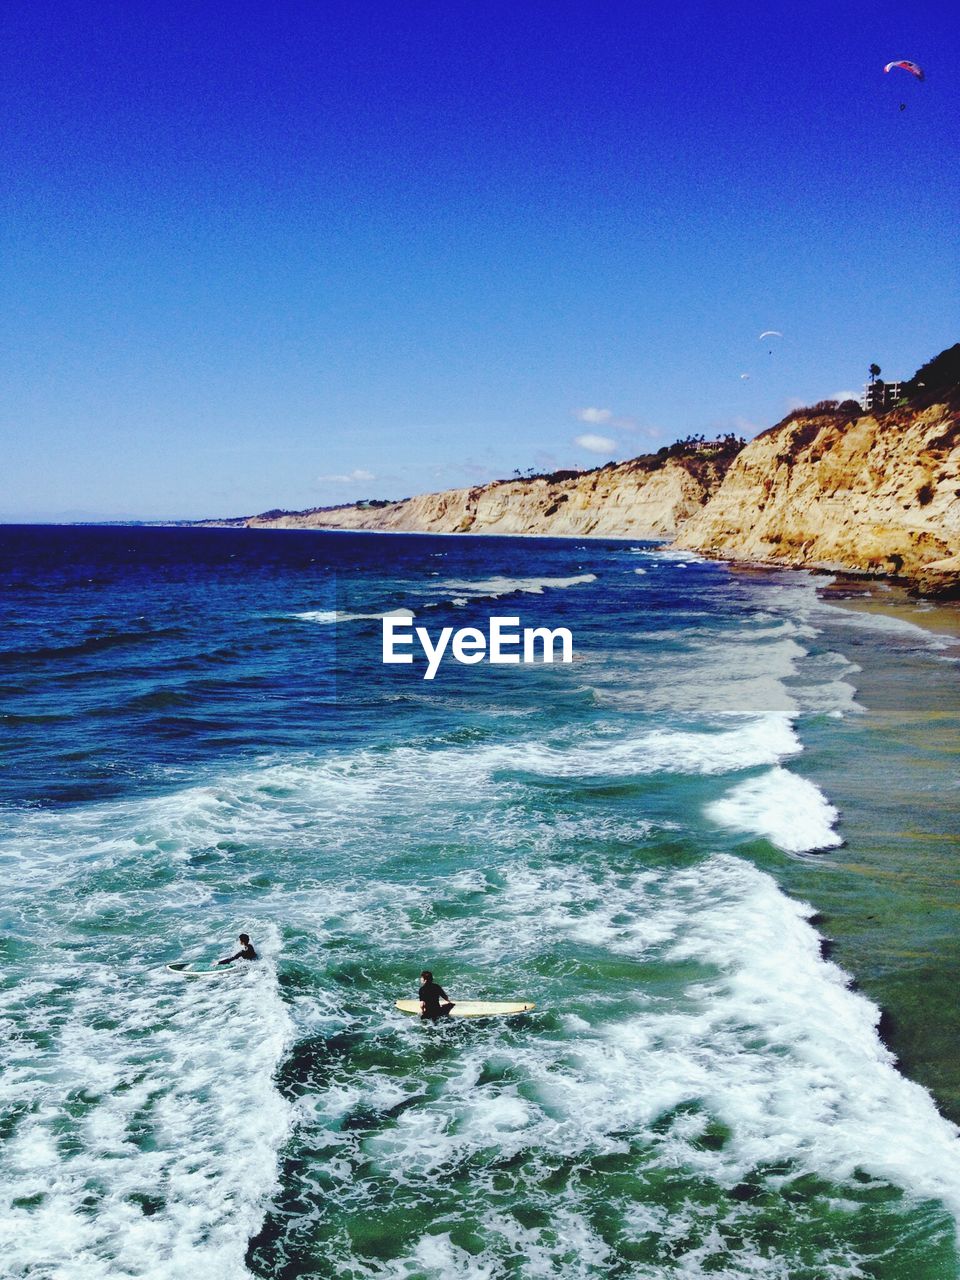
775 576 960 1121
818 574 960 642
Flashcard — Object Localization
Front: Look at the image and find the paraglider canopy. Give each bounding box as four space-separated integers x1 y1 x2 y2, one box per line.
884 60 924 80
758 330 782 341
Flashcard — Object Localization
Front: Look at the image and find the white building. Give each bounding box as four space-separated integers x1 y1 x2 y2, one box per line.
860 380 903 412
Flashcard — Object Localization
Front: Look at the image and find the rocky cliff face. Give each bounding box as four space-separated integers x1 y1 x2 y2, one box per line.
244 452 734 539
674 397 960 594
215 384 960 596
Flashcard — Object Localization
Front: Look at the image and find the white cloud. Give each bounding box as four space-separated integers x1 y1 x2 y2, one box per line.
576 407 613 424
532 449 560 470
318 468 376 484
634 423 665 441
831 390 860 404
575 433 616 454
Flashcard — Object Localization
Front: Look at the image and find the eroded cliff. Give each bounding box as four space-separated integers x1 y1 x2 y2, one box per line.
242 449 737 539
674 396 960 593
209 352 960 595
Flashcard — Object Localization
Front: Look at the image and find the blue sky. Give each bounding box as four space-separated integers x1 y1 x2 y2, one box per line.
2 0 957 519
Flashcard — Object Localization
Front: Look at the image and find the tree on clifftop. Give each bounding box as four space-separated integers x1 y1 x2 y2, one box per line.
868 362 881 384
905 343 960 397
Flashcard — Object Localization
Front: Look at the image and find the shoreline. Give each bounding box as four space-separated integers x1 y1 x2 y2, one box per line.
201 527 960 601
770 575 960 1122
816 574 960 641
0 521 670 544
198 522 673 543
5 521 958 601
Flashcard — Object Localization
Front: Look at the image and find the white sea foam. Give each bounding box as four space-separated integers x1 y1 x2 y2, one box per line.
0 711 800 921
664 858 960 1217
291 607 415 624
293 580 603 621
651 547 707 564
464 714 801 779
820 603 957 650
290 609 339 623
431 573 596 602
589 571 864 723
0 930 293 1279
287 853 960 1274
758 575 957 654
591 632 809 718
789 649 863 718
29 716 794 865
705 766 842 853
8 738 953 1276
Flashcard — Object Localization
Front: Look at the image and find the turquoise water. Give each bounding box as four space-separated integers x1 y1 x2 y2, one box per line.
1 527 958 1278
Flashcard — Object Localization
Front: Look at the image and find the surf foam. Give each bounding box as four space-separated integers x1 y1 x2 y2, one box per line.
706 766 842 853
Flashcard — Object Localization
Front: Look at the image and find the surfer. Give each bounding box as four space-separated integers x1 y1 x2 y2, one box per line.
418 970 454 1021
217 933 258 965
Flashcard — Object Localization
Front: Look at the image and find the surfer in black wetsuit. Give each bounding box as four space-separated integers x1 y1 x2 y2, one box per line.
218 933 258 965
418 971 454 1021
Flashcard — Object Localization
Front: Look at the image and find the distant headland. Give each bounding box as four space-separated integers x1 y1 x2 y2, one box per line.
201 344 960 598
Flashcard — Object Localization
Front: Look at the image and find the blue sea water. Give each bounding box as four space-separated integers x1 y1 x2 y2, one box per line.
1 525 959 1279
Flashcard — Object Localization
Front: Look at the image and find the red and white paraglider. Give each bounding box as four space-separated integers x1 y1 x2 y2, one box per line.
884 60 924 80
884 60 924 111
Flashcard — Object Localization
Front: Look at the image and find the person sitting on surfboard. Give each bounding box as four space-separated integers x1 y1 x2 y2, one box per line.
418 971 454 1021
217 933 257 965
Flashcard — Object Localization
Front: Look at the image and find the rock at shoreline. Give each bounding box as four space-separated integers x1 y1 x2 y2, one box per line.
913 554 960 599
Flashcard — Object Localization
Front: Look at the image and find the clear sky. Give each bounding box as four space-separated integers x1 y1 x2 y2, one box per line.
2 0 957 520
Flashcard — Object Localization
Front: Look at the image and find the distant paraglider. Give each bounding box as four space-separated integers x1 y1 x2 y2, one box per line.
884 60 924 112
884 60 924 80
738 329 784 383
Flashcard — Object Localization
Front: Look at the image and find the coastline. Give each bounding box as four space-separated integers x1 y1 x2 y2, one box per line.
817 574 960 641
15 519 957 598
196 520 960 598
193 520 673 543
774 577 960 1121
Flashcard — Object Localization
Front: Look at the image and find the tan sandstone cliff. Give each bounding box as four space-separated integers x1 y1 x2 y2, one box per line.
209 370 960 595
674 397 960 593
241 450 736 539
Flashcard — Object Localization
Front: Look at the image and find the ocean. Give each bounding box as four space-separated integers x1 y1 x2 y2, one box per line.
1 525 959 1279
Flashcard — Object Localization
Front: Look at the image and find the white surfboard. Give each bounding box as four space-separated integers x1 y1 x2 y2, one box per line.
395 999 535 1018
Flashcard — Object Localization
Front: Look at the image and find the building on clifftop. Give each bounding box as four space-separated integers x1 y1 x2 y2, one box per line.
861 379 903 412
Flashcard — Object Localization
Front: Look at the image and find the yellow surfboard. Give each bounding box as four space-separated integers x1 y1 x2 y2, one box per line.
395 999 535 1018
